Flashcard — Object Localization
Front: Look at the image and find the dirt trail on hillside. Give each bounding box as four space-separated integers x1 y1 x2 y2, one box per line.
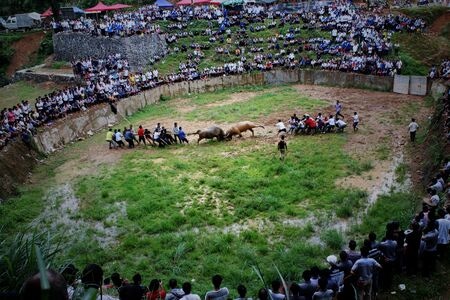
429 11 450 34
6 31 45 76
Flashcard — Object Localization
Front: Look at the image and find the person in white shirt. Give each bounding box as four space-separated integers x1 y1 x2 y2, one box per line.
436 209 450 257
205 275 229 300
180 282 201 300
276 119 287 135
326 115 336 133
353 112 359 131
408 118 419 142
336 118 347 132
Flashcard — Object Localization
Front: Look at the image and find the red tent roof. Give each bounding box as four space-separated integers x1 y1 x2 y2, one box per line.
41 7 53 17
108 3 132 10
85 1 115 12
177 0 212 5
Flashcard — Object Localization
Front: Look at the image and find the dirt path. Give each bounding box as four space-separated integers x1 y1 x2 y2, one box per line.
429 11 450 34
6 31 45 76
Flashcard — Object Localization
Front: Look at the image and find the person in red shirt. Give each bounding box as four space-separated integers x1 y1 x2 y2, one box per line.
137 125 146 145
147 279 166 300
304 115 317 134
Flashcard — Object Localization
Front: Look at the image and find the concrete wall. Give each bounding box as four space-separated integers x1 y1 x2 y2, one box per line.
53 32 168 69
33 69 393 153
14 68 76 84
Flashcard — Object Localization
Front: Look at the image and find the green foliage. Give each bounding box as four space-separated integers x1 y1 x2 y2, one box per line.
51 61 66 69
186 87 328 122
398 6 448 26
321 229 345 250
351 192 418 237
395 163 408 184
0 228 62 293
0 81 55 110
393 32 449 74
0 32 23 87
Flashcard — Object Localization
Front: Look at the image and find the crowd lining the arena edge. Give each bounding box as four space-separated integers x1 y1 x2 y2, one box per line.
4 0 444 149
2 1 450 299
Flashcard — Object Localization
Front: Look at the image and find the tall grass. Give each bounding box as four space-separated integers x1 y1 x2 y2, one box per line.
0 228 62 292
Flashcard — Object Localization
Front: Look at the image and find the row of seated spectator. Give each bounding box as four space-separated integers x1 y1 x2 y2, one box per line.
0 1 431 150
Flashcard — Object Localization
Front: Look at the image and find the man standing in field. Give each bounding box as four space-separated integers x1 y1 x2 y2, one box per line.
278 135 287 161
335 100 344 119
408 118 419 143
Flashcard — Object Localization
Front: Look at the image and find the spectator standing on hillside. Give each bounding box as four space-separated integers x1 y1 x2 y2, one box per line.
408 118 419 143
166 279 184 300
20 269 69 300
350 246 382 300
278 135 287 161
147 279 166 300
205 275 229 300
298 270 316 300
422 221 439 276
180 282 201 300
234 284 251 300
311 278 333 300
120 273 147 300
268 280 285 300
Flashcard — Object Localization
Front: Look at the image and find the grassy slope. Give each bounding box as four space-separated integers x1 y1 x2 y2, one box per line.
0 81 55 110
393 6 450 75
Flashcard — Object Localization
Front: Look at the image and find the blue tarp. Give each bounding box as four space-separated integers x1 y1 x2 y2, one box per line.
155 0 174 8
73 6 85 13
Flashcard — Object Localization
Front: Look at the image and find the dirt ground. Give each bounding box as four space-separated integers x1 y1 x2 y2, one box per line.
53 84 429 197
6 31 45 76
429 11 450 34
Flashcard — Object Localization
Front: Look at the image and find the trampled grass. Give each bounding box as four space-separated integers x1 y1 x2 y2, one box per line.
185 87 329 122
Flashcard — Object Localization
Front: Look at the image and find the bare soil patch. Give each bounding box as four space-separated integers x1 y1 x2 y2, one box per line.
429 11 450 34
6 31 45 76
205 91 258 108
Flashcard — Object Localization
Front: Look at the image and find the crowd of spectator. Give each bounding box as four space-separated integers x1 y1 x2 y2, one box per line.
429 59 450 80
0 1 436 151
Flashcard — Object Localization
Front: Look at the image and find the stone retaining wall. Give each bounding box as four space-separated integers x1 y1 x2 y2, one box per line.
14 67 76 84
33 69 393 153
53 32 168 69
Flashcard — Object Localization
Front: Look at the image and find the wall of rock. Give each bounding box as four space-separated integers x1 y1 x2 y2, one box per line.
53 32 168 69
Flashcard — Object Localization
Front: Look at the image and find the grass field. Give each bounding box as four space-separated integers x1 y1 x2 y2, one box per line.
1 83 437 297
0 81 56 110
